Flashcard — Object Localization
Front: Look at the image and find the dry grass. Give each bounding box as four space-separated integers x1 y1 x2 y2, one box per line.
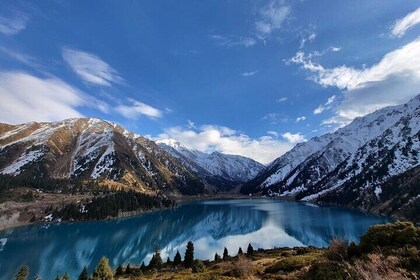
349 253 411 280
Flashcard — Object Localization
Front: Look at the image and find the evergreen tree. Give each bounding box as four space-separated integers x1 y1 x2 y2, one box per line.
166 257 171 265
55 277 60 280
115 265 124 275
125 264 132 274
140 262 146 271
223 247 229 260
15 266 29 280
247 243 254 256
184 241 194 268
148 247 163 270
92 256 114 280
238 247 243 255
62 273 70 280
78 266 89 280
173 250 182 265
214 253 221 262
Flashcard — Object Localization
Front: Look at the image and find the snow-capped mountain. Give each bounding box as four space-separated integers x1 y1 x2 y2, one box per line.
157 139 265 190
242 95 419 217
0 118 208 195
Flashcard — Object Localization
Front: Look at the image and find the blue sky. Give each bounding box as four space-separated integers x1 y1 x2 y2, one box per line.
0 0 419 163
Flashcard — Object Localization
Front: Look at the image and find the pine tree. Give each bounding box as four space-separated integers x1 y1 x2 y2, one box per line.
223 247 229 260
115 265 124 275
173 250 182 266
92 256 114 280
149 247 163 270
15 266 29 280
166 257 171 265
184 241 194 268
140 262 146 271
238 247 243 255
125 264 132 274
78 266 89 280
62 273 70 280
214 253 221 262
247 243 254 256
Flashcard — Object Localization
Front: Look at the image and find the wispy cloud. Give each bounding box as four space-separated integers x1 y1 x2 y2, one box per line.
299 25 317 49
262 113 289 124
391 7 420 38
0 13 28 35
240 71 258 77
0 46 40 69
255 0 290 39
115 98 162 120
296 116 306 122
281 132 306 143
313 95 336 114
210 35 256 48
0 71 108 124
155 125 294 164
288 38 420 125
276 97 288 103
62 47 124 87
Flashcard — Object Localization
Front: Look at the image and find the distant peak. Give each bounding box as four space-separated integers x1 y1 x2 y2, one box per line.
156 138 186 150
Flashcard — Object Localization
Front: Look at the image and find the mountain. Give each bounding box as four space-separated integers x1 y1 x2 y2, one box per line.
157 139 265 190
242 95 419 219
0 118 208 195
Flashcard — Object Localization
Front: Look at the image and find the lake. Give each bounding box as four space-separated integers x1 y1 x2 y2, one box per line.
0 199 391 279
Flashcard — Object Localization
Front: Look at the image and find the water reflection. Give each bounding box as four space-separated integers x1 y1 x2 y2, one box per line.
0 199 391 279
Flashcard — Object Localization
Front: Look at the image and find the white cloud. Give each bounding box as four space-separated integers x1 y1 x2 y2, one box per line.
281 132 306 143
0 46 38 67
0 14 28 35
313 95 336 114
115 98 162 119
296 116 306 122
187 120 196 129
62 47 124 86
329 47 341 52
391 7 420 38
276 97 288 103
240 71 258 77
155 125 294 164
210 35 256 48
0 71 107 124
299 25 317 49
288 38 420 125
255 0 290 39
262 113 289 124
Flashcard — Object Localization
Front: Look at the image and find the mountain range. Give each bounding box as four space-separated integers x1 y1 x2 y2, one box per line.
0 118 263 195
0 95 418 219
242 94 419 220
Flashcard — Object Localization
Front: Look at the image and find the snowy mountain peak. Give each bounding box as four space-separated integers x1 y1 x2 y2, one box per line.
242 94 420 207
156 138 187 150
157 139 265 187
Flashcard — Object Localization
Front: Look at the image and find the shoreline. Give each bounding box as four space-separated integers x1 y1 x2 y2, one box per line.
0 192 398 233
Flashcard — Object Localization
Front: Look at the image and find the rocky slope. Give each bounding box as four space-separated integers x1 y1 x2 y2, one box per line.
157 139 265 190
242 95 420 217
0 118 208 195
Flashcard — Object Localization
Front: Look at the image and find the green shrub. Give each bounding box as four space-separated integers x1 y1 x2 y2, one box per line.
191 260 205 273
325 238 348 261
265 254 317 273
304 261 347 280
359 222 420 253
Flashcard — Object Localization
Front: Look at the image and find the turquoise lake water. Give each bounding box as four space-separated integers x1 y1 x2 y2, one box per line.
0 199 392 279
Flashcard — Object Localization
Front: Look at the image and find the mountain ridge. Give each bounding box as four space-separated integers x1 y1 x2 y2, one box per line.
241 94 420 219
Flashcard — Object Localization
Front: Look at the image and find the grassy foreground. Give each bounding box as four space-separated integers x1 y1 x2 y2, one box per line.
15 221 420 280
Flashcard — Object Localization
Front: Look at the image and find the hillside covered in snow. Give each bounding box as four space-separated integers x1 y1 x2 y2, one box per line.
157 139 264 190
242 95 420 219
